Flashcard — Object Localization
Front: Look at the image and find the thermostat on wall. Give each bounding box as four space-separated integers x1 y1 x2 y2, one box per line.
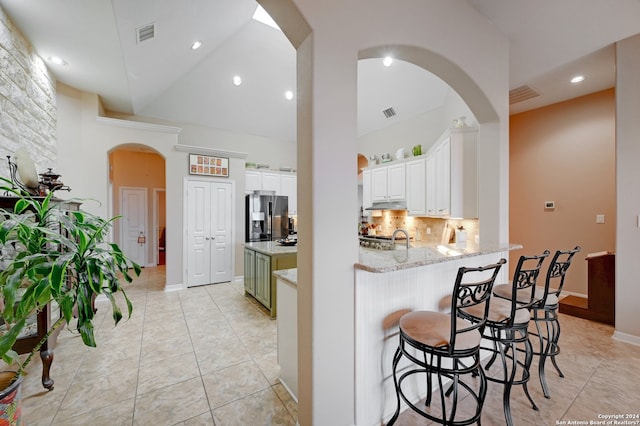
544 201 555 210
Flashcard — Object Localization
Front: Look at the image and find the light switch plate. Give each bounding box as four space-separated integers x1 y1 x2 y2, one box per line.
544 201 555 209
596 214 605 224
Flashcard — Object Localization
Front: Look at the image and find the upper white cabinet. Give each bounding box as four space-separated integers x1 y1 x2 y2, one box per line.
426 127 478 219
280 173 297 214
245 170 297 214
362 169 372 211
405 158 426 215
261 172 281 193
362 126 478 219
245 170 262 193
426 138 451 217
372 163 406 202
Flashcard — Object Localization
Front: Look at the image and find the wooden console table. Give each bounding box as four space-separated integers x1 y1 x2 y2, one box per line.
559 251 615 325
0 195 80 390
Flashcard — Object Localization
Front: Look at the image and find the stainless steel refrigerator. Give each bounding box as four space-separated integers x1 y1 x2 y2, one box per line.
245 191 289 242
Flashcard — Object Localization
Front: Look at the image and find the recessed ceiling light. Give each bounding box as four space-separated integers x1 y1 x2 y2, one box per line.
47 56 67 66
233 75 242 86
252 5 280 30
191 41 202 50
570 75 586 84
285 90 294 100
383 56 393 67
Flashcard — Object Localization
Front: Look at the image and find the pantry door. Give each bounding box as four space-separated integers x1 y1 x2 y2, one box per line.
186 179 233 287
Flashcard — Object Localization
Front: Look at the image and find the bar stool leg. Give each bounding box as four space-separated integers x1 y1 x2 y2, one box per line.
388 346 403 425
521 330 538 410
549 313 564 377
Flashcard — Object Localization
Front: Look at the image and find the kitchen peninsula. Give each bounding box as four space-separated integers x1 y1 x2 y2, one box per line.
354 241 521 425
272 241 521 421
244 241 297 318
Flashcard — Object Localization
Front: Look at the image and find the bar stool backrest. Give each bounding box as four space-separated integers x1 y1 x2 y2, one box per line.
539 246 582 305
507 250 551 322
449 259 506 354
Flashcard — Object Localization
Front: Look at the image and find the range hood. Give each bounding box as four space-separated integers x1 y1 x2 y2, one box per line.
365 200 408 211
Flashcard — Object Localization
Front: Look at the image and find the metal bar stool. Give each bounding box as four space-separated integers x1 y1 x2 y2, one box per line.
387 259 506 426
528 246 581 398
474 250 550 426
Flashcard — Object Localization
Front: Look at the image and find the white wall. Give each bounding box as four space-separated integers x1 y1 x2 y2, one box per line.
615 34 640 343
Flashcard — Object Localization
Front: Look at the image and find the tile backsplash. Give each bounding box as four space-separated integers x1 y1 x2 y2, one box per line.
365 210 478 245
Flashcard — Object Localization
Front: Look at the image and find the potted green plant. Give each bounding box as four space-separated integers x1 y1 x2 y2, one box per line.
0 177 140 424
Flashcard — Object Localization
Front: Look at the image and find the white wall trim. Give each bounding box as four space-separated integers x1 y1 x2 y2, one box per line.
164 283 186 292
559 290 588 299
174 144 248 159
613 331 640 346
96 116 183 134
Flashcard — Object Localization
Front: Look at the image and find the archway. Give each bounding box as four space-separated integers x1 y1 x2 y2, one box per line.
108 144 166 268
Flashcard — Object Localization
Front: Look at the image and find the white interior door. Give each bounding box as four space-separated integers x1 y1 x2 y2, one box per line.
120 187 147 266
210 183 232 283
187 179 233 287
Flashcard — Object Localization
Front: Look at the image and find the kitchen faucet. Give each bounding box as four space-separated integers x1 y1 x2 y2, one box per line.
392 228 410 249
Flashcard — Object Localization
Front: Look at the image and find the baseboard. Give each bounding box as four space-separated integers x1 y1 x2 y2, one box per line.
559 289 587 299
613 330 640 346
164 283 185 292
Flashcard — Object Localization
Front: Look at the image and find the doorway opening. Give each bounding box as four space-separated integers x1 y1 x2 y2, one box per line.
109 144 166 268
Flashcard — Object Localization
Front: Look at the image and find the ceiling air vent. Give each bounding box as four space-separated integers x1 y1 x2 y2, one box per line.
136 23 155 43
382 107 396 118
509 85 540 105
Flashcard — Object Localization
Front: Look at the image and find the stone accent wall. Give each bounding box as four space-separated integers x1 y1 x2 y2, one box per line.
0 6 56 184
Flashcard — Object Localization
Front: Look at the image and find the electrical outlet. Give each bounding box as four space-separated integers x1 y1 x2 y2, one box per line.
596 214 605 224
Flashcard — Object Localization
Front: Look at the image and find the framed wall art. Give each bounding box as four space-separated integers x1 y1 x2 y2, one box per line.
189 154 229 177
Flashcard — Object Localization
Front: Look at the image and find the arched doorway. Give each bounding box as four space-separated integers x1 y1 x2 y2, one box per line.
108 144 166 268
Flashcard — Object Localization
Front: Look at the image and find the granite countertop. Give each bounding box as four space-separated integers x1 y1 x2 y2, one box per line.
356 242 523 273
273 268 297 287
244 241 298 256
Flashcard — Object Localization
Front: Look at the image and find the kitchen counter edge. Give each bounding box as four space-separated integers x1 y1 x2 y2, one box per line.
244 241 298 256
355 243 523 273
273 268 297 287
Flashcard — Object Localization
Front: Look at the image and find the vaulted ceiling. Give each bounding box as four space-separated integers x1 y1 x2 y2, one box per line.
1 0 639 142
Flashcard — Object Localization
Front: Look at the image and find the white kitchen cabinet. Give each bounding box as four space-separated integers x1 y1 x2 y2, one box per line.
371 163 405 202
435 138 451 217
387 163 406 200
245 170 262 193
261 172 281 193
280 173 297 214
449 128 478 219
405 158 426 215
371 167 388 202
426 127 477 218
362 169 372 211
426 154 437 216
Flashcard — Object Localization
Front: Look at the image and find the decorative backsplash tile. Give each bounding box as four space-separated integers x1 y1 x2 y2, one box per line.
366 211 479 245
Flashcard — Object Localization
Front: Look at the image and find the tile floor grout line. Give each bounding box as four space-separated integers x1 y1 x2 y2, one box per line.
556 357 605 422
179 286 219 423
130 276 152 426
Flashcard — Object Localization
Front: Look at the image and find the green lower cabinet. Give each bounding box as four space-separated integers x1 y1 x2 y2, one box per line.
244 249 256 295
255 252 271 307
244 247 296 318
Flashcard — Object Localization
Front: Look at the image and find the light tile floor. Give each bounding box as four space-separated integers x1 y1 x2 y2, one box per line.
17 266 640 425
20 266 297 426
